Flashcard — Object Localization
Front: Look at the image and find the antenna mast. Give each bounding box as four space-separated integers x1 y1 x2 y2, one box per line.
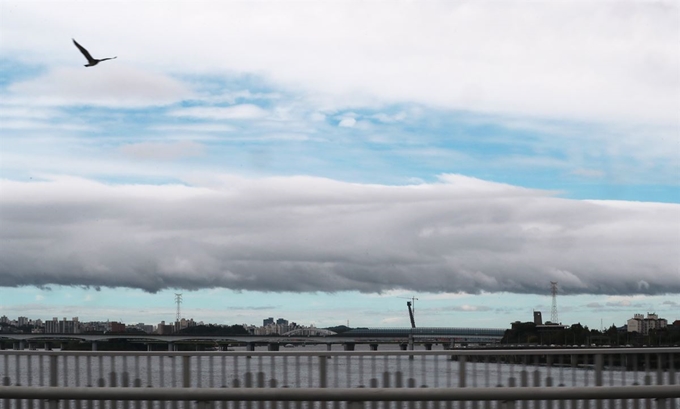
550 282 559 324
175 293 182 323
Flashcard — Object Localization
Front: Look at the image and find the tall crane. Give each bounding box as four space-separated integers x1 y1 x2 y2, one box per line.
406 301 416 329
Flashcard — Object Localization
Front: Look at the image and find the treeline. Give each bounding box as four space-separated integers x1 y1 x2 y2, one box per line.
0 322 34 334
502 322 680 346
324 325 351 334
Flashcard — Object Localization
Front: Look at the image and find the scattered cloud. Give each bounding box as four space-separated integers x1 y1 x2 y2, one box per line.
447 305 493 312
338 118 357 128
571 168 605 179
119 141 205 161
8 66 192 107
169 105 269 120
150 124 236 133
606 300 632 307
372 112 407 123
381 317 404 324
0 120 94 132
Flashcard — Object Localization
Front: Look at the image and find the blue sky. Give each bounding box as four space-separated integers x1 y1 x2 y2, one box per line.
0 1 678 330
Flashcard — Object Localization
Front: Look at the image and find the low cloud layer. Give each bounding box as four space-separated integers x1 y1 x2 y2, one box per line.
1 174 678 295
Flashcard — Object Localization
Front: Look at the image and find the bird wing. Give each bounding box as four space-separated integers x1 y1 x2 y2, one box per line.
72 39 95 63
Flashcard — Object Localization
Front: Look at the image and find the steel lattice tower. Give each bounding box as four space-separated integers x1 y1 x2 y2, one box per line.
175 293 182 323
550 281 559 324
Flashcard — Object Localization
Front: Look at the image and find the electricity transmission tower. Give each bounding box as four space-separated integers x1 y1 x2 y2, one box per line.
175 293 182 323
550 282 559 324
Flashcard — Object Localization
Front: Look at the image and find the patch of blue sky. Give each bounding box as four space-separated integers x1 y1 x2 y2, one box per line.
565 183 680 204
0 57 46 89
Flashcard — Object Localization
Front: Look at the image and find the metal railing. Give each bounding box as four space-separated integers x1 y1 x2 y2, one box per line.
1 347 678 408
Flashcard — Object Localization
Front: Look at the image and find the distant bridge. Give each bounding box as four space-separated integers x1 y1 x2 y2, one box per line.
343 327 505 339
0 327 505 350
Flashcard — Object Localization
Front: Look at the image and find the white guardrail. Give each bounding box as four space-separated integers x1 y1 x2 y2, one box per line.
0 347 678 408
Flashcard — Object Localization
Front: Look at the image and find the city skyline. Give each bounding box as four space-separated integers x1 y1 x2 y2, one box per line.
1 2 678 331
1 288 677 331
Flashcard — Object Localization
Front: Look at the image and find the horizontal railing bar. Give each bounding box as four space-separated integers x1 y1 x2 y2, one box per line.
1 385 679 401
0 347 677 358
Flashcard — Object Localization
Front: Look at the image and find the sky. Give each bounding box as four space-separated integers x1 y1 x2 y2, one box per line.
0 1 678 331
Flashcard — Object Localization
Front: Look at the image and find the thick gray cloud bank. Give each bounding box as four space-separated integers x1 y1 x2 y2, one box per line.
1 175 678 295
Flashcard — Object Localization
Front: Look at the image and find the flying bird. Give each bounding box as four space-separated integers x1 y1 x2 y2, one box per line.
72 39 117 67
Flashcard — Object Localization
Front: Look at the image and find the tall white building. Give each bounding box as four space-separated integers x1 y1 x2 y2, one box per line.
627 312 667 335
45 318 60 334
44 317 80 334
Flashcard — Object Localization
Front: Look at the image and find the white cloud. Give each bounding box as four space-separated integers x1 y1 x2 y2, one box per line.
448 305 492 312
169 105 269 120
571 169 605 179
119 141 205 161
310 112 326 122
606 300 632 307
1 174 678 295
338 118 356 128
0 120 93 132
2 2 676 124
372 112 407 123
0 106 59 120
8 66 192 107
149 124 236 133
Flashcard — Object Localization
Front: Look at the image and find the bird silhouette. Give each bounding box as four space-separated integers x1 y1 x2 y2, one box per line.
72 39 117 67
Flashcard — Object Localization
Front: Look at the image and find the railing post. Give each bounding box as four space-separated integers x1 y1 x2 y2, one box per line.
319 355 328 388
182 355 191 388
49 355 58 387
2 373 9 409
503 375 517 409
594 354 603 387
49 354 58 409
347 402 364 409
